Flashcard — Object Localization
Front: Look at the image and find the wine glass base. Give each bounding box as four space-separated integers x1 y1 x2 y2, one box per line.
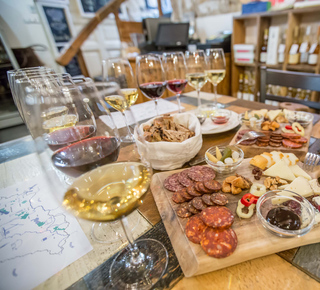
120 134 135 143
91 211 141 244
110 239 168 290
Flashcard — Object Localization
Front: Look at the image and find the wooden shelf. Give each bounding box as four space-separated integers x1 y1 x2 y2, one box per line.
259 63 283 69
234 62 256 67
266 94 320 110
286 64 317 73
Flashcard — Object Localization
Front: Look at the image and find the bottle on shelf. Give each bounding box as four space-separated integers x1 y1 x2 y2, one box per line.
237 73 243 99
279 86 287 97
308 25 320 66
249 71 255 101
287 87 293 98
260 29 269 63
288 26 300 65
299 26 311 64
295 88 302 99
304 90 311 101
278 29 286 64
243 71 250 100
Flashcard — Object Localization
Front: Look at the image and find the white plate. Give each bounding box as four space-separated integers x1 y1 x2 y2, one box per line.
201 111 240 135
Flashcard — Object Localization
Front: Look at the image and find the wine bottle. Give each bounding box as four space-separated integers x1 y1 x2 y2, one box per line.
237 73 243 99
243 72 249 100
308 26 320 65
260 29 268 63
299 26 311 64
278 29 286 64
288 27 300 65
304 90 311 101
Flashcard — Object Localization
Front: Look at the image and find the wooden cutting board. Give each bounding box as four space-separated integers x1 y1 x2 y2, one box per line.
150 159 320 278
229 123 312 159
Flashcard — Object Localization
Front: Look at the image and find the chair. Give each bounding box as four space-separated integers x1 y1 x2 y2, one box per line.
260 67 320 110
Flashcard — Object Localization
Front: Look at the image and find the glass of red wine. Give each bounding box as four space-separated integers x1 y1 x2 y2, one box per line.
136 54 166 116
162 52 187 113
24 78 168 289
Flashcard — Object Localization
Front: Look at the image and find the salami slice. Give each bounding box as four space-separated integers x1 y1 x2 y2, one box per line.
185 214 207 244
200 167 216 180
187 186 202 197
202 194 215 206
200 206 234 229
211 193 228 206
282 139 302 149
178 170 194 187
239 139 256 146
188 202 201 214
188 166 216 182
164 173 185 192
281 133 301 139
269 141 282 147
192 197 208 210
176 203 192 218
179 188 194 201
203 180 222 192
196 182 212 194
290 137 308 144
200 227 238 258
172 191 186 204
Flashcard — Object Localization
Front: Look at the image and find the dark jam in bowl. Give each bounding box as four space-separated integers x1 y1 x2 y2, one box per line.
52 136 120 177
167 79 188 94
46 125 96 151
266 207 301 230
139 82 166 99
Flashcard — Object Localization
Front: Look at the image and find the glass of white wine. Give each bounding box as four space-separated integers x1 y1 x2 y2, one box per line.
24 80 168 289
102 58 138 142
205 48 226 108
185 50 207 107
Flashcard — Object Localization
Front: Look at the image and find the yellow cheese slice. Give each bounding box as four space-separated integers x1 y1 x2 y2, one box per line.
263 160 296 181
267 109 282 122
287 153 299 166
282 176 314 197
270 151 284 164
289 164 311 180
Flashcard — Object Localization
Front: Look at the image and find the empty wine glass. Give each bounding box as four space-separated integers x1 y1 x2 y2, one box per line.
102 58 138 142
163 52 188 113
185 50 207 107
205 48 226 108
136 54 167 116
25 80 168 289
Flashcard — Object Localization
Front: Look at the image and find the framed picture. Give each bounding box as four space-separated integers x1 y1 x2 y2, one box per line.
76 0 123 18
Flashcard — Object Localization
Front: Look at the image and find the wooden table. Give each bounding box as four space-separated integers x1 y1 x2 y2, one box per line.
1 92 320 290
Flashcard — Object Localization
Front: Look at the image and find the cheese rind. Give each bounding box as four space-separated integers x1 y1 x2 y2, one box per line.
263 160 296 181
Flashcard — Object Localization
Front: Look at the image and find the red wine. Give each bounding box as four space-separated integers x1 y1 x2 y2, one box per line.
52 136 120 177
167 79 187 94
46 125 96 151
139 82 166 99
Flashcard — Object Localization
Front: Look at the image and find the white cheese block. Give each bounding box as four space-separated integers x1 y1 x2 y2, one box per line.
309 179 320 195
270 151 284 164
289 164 311 180
261 153 273 168
282 176 314 197
287 153 299 166
263 160 296 181
282 154 291 166
267 109 282 122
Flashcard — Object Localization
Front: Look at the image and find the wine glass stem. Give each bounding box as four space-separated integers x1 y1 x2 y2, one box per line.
197 89 201 107
121 111 133 138
154 99 159 116
120 216 140 259
176 94 182 113
213 84 218 107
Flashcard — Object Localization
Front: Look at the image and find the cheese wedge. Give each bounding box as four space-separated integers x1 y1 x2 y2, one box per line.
287 153 299 166
263 152 275 168
282 176 314 197
263 160 296 181
289 164 311 180
261 153 273 168
309 179 320 195
267 109 282 122
270 151 284 164
282 154 291 166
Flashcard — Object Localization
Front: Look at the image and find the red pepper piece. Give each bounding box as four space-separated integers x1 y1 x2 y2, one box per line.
240 193 259 207
285 125 292 130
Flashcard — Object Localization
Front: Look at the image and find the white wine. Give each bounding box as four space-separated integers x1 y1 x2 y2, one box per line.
186 73 207 90
205 69 226 85
105 88 138 112
42 114 78 133
63 162 151 221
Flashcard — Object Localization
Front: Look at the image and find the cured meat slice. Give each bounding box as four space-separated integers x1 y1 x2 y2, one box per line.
281 133 301 139
185 214 207 244
176 203 192 218
202 194 215 206
164 173 185 192
211 193 228 206
239 139 256 146
188 202 201 214
192 197 208 210
187 186 202 197
179 188 194 200
172 191 186 204
204 180 222 192
200 167 216 180
200 206 234 229
188 166 216 182
282 139 302 149
269 141 282 147
290 137 308 144
256 141 268 147
237 129 251 136
178 170 194 187
196 182 212 194
200 227 238 258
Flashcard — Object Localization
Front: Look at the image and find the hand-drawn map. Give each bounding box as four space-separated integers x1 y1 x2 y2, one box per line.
0 176 93 290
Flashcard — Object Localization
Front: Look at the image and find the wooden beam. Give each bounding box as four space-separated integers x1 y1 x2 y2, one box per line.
157 0 163 16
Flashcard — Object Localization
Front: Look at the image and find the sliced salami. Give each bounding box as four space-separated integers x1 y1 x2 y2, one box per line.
200 206 234 229
172 191 186 204
200 167 216 180
188 166 215 182
176 203 192 218
178 170 194 187
200 227 238 258
188 202 201 214
211 192 228 206
290 137 308 144
192 197 208 210
281 133 301 139
196 182 212 194
269 141 282 147
185 214 207 244
164 173 185 192
202 194 215 206
188 169 205 182
204 180 222 192
282 139 302 149
187 186 202 197
179 188 194 201
239 139 256 146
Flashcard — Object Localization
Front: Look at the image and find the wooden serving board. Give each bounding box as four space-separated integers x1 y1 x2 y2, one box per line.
229 123 312 159
150 159 320 278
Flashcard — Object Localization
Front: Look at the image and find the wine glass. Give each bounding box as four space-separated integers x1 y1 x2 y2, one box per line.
185 50 207 107
136 54 167 116
24 81 168 289
163 52 188 113
205 48 226 108
102 58 138 142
